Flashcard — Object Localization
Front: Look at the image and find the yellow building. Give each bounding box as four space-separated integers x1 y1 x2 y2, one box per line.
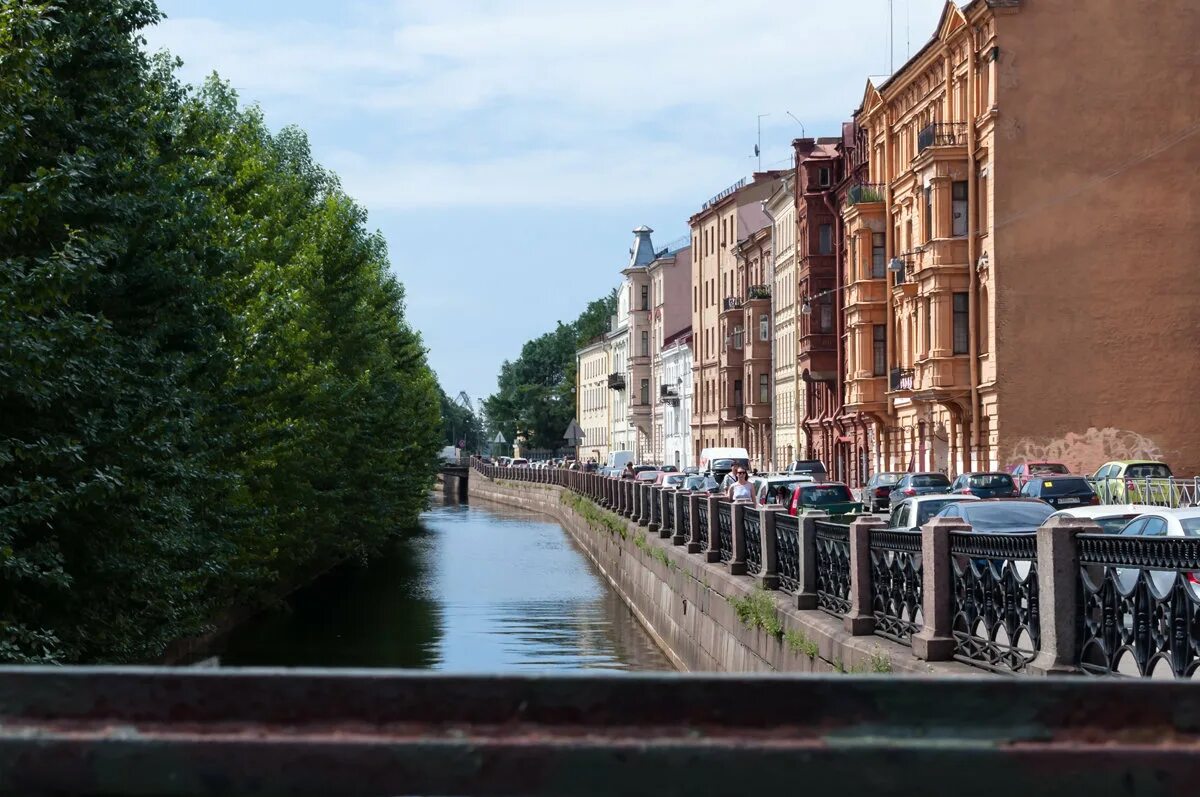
845 0 1200 476
575 337 611 466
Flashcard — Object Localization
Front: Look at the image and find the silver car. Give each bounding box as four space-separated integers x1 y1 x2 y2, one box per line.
886 494 980 531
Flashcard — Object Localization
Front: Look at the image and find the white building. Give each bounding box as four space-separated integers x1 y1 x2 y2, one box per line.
660 330 694 469
607 226 657 461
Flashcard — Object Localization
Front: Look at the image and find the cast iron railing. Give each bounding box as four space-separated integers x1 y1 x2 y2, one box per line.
651 489 661 526
679 499 690 539
1077 534 1200 678
890 367 914 391
815 520 851 616
775 513 801 592
917 121 967 154
660 493 672 532
949 532 1040 674
696 502 709 547
717 502 734 563
870 529 923 645
743 509 763 575
847 182 886 205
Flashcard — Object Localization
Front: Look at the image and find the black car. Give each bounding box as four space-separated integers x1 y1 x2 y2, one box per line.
891 472 952 499
785 460 828 483
860 472 904 512
932 498 1057 533
1020 475 1098 509
710 458 748 484
949 471 1019 499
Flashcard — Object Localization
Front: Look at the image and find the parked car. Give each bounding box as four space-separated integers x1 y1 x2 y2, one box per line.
860 472 904 512
660 473 687 489
1047 504 1161 535
682 475 721 494
932 498 1056 533
1110 508 1200 598
635 470 663 483
1009 461 1070 489
683 466 700 475
659 465 679 473
510 458 530 468
886 494 979 531
1020 475 1098 509
950 471 1019 499
753 475 815 507
1091 460 1182 507
789 482 862 516
784 460 829 483
891 472 952 499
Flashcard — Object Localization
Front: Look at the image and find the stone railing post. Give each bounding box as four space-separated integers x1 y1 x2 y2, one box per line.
631 482 643 524
1028 516 1096 676
844 515 883 636
658 489 672 539
638 484 650 526
648 487 661 534
705 495 721 563
796 512 826 610
687 493 703 553
758 507 782 590
912 517 970 661
729 502 749 576
672 492 689 546
615 480 624 515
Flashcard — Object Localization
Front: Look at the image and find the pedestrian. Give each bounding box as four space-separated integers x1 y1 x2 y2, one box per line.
727 468 754 502
621 462 636 480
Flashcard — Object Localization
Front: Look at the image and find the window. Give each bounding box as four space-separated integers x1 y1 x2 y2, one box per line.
819 224 833 255
733 379 743 407
953 292 969 354
640 285 649 310
640 379 649 405
640 331 649 357
871 233 885 279
924 186 933 241
952 181 968 237
759 374 769 403
759 314 769 341
818 295 833 333
693 286 697 312
923 298 932 354
873 325 886 376
818 167 830 186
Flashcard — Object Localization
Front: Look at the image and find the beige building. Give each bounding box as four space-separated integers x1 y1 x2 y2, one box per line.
689 173 784 466
647 243 692 465
576 337 611 465
845 0 1200 476
767 177 799 468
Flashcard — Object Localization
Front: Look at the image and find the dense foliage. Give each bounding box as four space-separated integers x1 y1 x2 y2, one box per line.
484 292 615 451
0 1 441 663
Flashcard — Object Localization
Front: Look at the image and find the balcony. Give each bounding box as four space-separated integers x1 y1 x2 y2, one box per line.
746 284 771 301
889 367 914 392
745 403 771 421
847 182 886 206
845 375 887 411
917 122 968 155
721 404 745 423
722 296 743 313
660 383 680 404
607 372 626 390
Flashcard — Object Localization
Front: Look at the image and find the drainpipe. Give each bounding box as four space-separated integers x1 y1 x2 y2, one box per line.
966 26 982 472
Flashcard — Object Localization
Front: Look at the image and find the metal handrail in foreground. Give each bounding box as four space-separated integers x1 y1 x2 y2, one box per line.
814 520 851 616
5 668 1200 795
869 529 923 646
774 513 801 592
949 531 1040 674
716 502 734 562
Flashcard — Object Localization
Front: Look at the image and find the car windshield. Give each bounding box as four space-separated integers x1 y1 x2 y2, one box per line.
801 485 853 505
636 472 658 481
1029 463 1069 475
712 458 748 471
916 499 966 525
876 473 901 485
912 474 950 487
1126 463 1172 479
664 475 685 486
968 474 1013 488
1180 519 1200 535
1095 515 1139 534
1038 477 1093 496
960 502 1055 530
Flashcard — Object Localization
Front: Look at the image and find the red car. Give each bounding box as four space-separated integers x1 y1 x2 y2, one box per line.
1010 461 1070 489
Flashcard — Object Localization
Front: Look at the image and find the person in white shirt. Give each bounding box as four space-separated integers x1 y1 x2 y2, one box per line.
728 468 754 502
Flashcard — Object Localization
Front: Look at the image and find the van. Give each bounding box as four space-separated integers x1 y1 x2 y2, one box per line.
607 450 635 471
698 447 750 482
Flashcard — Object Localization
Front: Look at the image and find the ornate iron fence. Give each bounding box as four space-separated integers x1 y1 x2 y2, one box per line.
717 502 733 563
695 502 709 547
815 520 851 616
869 530 923 645
1078 534 1200 678
775 513 800 592
650 490 661 526
949 532 1040 674
743 509 762 575
679 499 691 540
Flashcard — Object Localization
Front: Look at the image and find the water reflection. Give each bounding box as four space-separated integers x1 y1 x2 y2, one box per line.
217 497 670 672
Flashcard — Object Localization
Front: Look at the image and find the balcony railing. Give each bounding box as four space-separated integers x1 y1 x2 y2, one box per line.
660 383 680 404
847 182 886 205
890 368 914 391
890 257 912 285
723 296 743 311
746 284 771 300
607 372 626 390
917 122 968 155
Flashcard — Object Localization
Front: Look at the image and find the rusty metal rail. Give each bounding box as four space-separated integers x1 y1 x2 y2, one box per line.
1 667 1200 795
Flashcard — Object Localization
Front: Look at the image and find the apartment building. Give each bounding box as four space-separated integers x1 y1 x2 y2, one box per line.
660 329 693 469
766 177 800 468
647 244 692 465
845 0 1200 476
689 173 784 466
607 226 658 461
576 337 611 465
730 226 773 470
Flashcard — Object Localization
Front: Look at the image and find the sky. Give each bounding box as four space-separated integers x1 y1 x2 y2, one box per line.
147 0 948 408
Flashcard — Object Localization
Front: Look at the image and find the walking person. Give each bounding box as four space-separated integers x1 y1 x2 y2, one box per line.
728 468 754 502
621 462 636 480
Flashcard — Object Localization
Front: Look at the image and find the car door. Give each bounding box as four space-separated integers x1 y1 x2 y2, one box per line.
1012 464 1026 488
887 502 907 531
1020 479 1038 499
1114 517 1152 593
1092 464 1114 503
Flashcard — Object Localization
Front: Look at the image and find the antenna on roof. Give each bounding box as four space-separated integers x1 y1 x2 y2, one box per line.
889 0 894 74
756 113 770 171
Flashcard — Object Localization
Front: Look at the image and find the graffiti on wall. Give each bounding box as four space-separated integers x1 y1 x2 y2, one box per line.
1008 427 1163 474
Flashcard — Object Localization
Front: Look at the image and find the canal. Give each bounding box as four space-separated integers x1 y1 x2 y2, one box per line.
214 496 671 671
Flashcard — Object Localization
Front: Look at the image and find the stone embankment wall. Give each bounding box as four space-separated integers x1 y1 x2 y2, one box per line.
469 476 975 675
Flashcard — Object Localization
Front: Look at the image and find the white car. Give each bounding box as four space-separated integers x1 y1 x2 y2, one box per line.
1108 508 1200 601
886 494 979 531
1048 504 1162 535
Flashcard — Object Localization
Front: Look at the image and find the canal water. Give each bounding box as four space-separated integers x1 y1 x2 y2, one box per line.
215 496 671 671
